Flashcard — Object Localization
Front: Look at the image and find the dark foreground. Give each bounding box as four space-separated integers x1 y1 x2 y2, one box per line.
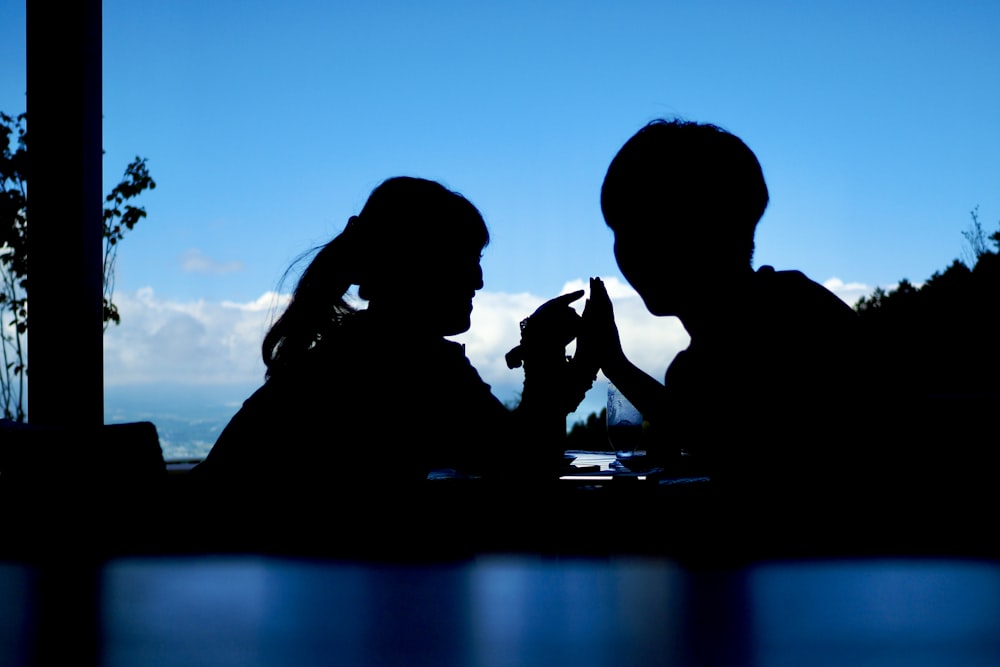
3 416 999 666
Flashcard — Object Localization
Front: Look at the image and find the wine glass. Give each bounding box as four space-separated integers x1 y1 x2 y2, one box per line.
606 383 647 471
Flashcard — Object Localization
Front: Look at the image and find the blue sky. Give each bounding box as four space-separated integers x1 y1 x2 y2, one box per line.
3 1 999 457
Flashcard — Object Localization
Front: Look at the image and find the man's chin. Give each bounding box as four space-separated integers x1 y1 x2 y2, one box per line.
641 296 663 315
643 298 676 318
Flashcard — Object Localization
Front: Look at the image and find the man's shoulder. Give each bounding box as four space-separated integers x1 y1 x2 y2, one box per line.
755 265 856 320
755 264 827 293
752 265 863 363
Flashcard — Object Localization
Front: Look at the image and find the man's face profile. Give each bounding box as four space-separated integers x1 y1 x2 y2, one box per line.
611 187 713 319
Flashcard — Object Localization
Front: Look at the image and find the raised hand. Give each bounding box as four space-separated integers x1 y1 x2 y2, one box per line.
505 290 583 369
581 277 625 369
524 289 584 346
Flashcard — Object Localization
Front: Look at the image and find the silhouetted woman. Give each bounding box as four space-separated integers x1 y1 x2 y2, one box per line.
193 176 595 508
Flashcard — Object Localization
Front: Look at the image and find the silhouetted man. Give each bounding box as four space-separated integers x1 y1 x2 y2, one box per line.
587 119 873 536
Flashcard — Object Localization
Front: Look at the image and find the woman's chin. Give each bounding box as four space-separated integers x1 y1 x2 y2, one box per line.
441 303 474 333
444 312 473 335
442 320 472 337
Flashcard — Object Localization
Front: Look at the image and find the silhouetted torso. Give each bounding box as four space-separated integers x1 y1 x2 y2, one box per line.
193 310 513 495
660 266 866 495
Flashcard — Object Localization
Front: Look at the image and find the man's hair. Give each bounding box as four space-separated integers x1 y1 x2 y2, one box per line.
600 119 769 265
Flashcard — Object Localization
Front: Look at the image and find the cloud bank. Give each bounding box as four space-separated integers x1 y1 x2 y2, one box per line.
103 287 286 386
103 275 880 459
103 278 686 396
105 275 877 391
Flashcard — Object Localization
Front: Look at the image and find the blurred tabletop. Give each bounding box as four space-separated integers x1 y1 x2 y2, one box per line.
4 448 1000 667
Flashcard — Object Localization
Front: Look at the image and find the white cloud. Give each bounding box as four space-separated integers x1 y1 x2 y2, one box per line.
103 287 284 386
102 275 890 400
179 248 245 274
822 277 876 306
103 280 685 401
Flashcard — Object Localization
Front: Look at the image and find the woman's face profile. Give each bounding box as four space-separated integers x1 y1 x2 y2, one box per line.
425 244 484 337
373 231 484 337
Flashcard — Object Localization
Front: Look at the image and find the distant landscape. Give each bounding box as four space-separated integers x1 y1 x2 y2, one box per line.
105 382 255 461
105 380 612 462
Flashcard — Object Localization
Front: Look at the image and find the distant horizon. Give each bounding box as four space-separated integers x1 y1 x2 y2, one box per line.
102 378 620 462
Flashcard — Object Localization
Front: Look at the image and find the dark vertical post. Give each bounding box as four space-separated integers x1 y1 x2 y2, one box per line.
25 0 104 428
25 3 104 665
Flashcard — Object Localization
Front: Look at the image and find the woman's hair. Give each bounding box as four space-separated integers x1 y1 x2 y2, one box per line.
261 176 488 378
